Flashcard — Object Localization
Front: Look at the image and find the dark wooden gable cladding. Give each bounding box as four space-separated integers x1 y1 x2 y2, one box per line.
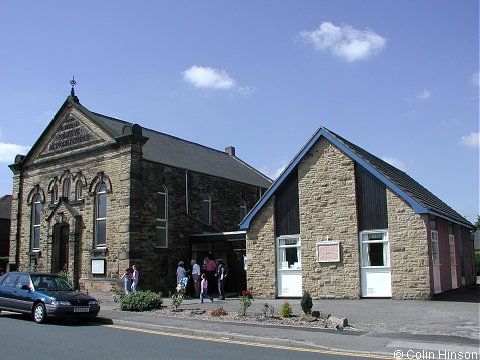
275 167 300 236
355 164 388 231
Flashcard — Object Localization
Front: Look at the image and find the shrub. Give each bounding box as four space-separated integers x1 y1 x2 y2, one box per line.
280 301 293 318
170 292 184 311
475 252 480 276
300 291 313 314
120 291 163 312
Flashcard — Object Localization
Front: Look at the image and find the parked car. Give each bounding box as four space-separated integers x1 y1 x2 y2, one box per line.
0 272 100 324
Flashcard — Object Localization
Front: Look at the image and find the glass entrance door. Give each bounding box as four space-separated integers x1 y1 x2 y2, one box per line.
360 231 392 297
276 236 302 297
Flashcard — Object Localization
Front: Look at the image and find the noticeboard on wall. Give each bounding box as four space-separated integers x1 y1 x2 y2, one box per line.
316 240 341 262
91 259 106 275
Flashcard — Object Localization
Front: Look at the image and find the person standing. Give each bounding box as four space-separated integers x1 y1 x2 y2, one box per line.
130 265 139 293
176 261 186 285
216 259 228 300
190 259 201 298
204 256 217 294
120 268 132 294
199 273 213 304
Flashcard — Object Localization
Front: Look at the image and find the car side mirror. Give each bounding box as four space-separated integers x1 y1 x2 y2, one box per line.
21 285 31 291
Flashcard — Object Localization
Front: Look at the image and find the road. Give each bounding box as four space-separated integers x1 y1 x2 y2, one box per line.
0 313 387 360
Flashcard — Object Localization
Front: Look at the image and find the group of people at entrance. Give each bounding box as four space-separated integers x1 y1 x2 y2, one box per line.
121 265 139 294
176 256 228 303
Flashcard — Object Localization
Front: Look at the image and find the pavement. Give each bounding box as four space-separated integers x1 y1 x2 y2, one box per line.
92 286 480 358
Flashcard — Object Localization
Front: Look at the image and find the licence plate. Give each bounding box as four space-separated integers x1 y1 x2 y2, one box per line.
74 307 90 313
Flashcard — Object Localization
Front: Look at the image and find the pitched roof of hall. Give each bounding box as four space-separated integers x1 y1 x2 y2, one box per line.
50 96 272 189
240 126 474 230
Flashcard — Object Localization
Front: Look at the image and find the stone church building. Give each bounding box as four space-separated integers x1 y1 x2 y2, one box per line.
8 92 272 293
240 127 476 300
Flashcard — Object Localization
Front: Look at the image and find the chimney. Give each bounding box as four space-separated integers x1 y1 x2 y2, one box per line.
225 146 236 156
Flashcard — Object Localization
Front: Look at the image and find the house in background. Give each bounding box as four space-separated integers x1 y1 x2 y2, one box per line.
8 90 271 293
240 126 475 300
0 195 12 273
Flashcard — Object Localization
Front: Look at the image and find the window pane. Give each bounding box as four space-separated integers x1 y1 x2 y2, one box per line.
201 200 210 224
33 227 40 249
280 238 298 246
97 219 106 246
157 193 166 219
431 241 439 264
157 220 166 228
34 202 41 224
285 247 298 266
156 227 167 247
97 193 107 218
368 243 385 266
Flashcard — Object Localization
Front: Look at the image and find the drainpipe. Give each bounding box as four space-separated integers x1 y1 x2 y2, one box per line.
185 170 189 215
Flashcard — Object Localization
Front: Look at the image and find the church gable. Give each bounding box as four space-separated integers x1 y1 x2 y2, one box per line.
27 99 117 164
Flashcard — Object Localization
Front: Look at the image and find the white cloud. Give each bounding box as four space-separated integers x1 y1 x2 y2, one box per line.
0 143 30 163
262 161 288 180
416 89 431 100
460 132 480 148
182 65 237 90
299 22 386 62
472 72 479 87
382 156 407 171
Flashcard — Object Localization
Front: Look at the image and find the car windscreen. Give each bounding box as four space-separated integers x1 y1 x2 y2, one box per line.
31 275 73 291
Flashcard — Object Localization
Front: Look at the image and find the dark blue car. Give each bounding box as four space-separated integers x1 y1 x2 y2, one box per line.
0 272 100 324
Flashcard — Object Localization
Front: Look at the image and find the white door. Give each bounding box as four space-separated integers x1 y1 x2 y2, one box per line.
431 230 442 294
360 231 392 297
449 235 458 289
277 236 302 297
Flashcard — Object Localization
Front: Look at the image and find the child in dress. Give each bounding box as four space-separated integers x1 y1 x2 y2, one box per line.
199 273 213 304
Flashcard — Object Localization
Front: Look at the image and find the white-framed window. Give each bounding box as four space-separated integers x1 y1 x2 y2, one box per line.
63 179 71 200
95 183 107 247
156 186 168 248
201 193 211 225
449 234 456 265
431 230 440 265
277 235 301 270
360 230 389 267
31 194 42 250
75 180 83 200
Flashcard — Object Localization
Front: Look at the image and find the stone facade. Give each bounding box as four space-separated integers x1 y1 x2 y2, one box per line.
245 134 475 300
8 96 269 294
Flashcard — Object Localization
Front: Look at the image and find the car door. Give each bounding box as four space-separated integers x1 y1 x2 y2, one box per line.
0 273 19 310
13 274 33 312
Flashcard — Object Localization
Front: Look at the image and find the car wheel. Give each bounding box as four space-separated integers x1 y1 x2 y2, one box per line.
33 303 47 324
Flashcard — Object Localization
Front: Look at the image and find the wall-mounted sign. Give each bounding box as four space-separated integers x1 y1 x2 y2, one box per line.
91 259 106 275
316 240 341 262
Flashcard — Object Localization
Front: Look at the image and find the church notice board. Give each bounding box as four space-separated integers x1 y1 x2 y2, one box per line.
316 240 341 262
91 259 106 275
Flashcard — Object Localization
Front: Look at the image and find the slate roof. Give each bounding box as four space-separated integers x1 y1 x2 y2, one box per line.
0 195 12 219
90 111 272 188
240 126 474 230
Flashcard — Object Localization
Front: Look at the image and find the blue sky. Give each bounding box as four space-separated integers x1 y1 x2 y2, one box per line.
0 1 478 222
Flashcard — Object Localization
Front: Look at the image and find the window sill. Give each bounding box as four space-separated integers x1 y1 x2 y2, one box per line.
90 247 108 256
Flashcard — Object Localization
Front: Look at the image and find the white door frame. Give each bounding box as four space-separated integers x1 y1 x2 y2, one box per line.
276 235 302 297
449 235 458 289
359 230 392 297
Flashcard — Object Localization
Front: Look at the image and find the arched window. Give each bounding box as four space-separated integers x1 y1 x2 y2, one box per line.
201 193 211 225
95 183 107 247
63 179 71 200
31 195 42 250
156 186 168 248
75 180 83 200
239 197 247 222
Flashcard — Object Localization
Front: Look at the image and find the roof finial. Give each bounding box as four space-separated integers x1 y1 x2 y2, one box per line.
70 76 77 96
